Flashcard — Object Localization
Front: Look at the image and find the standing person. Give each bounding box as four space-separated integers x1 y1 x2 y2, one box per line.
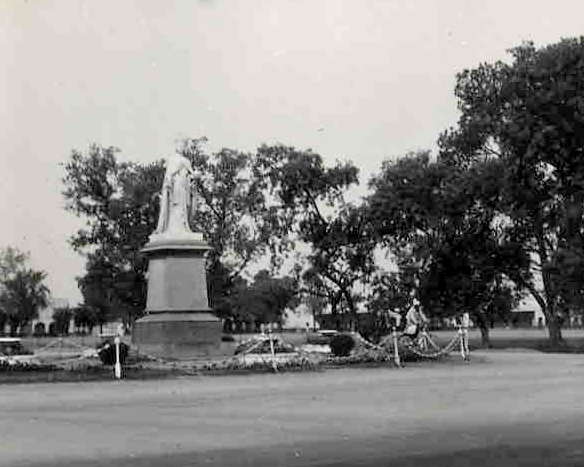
460 311 471 328
404 298 429 338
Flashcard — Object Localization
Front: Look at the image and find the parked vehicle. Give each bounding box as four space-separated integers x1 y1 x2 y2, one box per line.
306 329 339 345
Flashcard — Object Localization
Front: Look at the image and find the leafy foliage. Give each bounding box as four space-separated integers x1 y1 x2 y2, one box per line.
62 145 161 325
52 307 73 335
439 38 584 344
181 138 292 310
0 360 58 373
363 273 411 341
257 145 374 320
73 306 99 334
224 270 299 332
329 334 355 357
0 247 50 336
366 152 527 346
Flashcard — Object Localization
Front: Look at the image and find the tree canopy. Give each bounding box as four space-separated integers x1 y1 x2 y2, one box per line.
0 247 50 336
439 38 584 345
365 151 528 345
257 145 375 322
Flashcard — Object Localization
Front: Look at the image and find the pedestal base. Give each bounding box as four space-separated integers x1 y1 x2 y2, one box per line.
133 234 222 360
133 312 223 360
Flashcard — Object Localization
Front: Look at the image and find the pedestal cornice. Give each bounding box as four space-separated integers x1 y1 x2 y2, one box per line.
141 232 211 254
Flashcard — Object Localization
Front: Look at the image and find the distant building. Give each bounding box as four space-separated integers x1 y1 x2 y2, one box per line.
282 303 318 330
1 297 72 335
512 293 546 328
30 297 71 336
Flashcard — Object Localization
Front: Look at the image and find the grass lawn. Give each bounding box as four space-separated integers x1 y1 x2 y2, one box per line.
432 327 584 352
2 327 581 386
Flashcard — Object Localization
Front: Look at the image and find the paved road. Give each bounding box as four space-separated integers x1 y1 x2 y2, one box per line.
1 351 584 467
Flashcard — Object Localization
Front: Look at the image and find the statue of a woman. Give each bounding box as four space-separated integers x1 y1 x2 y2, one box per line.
155 152 195 235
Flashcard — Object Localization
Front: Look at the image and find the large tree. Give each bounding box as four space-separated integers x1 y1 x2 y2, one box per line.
0 247 50 336
63 144 163 324
440 38 584 345
1 269 50 336
226 270 299 332
181 138 289 311
0 247 28 283
0 248 29 333
363 272 412 342
72 305 99 335
366 152 528 346
257 145 375 329
52 307 73 336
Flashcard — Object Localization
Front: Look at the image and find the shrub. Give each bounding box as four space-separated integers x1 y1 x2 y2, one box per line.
208 356 318 373
33 322 46 337
52 307 73 335
96 339 129 365
0 360 58 372
329 334 355 357
326 348 393 365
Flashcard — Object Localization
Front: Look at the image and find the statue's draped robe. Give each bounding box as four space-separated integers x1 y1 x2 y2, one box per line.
155 156 192 235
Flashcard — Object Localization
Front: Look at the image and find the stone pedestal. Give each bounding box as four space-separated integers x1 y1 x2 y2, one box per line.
133 233 222 359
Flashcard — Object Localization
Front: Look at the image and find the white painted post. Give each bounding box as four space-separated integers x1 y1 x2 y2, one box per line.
267 324 277 372
461 312 470 361
114 336 122 379
392 325 401 367
268 329 275 358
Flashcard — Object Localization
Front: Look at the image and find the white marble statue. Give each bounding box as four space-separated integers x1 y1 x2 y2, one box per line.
154 152 196 237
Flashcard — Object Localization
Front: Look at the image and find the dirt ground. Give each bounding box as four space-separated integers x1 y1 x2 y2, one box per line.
1 350 583 467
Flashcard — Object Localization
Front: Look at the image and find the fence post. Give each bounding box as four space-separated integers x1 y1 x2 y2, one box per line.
114 336 122 379
392 325 401 367
461 312 470 361
267 325 278 372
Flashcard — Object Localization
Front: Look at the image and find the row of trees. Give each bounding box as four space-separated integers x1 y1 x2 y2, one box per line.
0 246 94 336
0 247 50 336
63 38 584 347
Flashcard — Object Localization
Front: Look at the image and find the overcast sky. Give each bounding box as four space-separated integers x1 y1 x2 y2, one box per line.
2 0 584 305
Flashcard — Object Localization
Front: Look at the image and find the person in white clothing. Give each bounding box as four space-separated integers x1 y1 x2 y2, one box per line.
404 299 429 338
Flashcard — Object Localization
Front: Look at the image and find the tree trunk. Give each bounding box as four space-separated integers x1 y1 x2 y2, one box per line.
343 289 357 332
519 261 564 347
479 323 492 348
541 272 563 347
545 312 563 348
533 215 565 347
474 312 492 348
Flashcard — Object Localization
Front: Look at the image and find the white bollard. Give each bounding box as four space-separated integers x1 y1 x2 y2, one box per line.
392 325 401 367
267 326 278 372
460 312 470 361
268 330 275 358
114 336 122 379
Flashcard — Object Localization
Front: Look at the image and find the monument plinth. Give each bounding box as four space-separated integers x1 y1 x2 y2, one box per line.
132 153 221 359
